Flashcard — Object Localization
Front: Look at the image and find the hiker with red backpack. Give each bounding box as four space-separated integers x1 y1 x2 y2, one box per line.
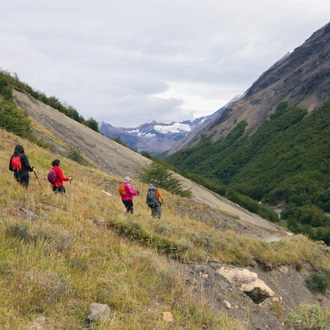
49 159 72 193
9 144 34 188
119 176 139 214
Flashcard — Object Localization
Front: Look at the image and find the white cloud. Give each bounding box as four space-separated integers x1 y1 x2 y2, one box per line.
1 0 330 127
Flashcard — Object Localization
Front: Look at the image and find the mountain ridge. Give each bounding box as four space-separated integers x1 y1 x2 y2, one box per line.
164 22 330 245
167 22 330 155
99 96 242 154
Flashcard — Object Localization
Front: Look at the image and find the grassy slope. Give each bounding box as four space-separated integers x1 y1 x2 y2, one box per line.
1 128 330 329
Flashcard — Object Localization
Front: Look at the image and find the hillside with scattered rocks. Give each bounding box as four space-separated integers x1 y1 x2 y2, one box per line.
6 88 330 329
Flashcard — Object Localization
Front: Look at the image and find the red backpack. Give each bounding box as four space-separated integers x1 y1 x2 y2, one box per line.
11 155 22 171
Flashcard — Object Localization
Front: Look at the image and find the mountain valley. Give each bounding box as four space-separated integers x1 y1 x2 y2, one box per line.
1 21 330 330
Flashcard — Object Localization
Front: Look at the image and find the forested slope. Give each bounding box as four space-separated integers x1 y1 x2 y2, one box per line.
166 102 330 243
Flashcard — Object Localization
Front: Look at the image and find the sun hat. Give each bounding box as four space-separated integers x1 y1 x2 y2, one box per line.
124 176 132 182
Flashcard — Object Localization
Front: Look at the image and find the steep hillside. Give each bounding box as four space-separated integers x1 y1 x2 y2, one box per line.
166 101 330 242
168 21 330 154
12 88 283 238
12 89 150 179
165 22 330 244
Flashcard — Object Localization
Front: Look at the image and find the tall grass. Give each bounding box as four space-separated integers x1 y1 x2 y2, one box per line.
0 128 330 329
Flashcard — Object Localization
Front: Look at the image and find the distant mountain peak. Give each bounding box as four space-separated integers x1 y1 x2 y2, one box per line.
99 97 240 154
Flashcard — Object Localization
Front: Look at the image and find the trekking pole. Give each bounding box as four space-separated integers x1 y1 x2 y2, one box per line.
33 169 42 188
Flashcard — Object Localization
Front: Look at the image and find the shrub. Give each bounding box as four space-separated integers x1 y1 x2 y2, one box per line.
67 147 88 165
83 117 99 132
137 161 192 198
305 272 330 294
0 100 32 138
285 304 330 330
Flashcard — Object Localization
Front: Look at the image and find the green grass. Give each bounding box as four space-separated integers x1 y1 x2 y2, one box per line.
1 128 330 329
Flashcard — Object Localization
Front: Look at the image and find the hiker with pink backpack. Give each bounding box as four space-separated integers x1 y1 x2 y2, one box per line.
48 159 72 193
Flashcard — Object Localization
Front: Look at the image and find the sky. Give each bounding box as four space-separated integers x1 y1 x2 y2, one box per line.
1 1 330 128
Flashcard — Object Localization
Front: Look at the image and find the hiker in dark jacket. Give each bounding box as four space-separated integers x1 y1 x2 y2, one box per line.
50 159 72 193
9 144 34 188
146 184 164 219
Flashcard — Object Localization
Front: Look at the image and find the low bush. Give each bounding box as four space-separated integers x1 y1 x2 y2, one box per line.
67 147 88 165
138 161 192 198
305 272 330 294
285 304 330 329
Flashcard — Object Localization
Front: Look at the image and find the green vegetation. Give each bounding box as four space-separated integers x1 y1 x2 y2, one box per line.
0 71 33 139
1 116 330 328
285 304 330 330
141 151 153 159
165 101 330 242
305 272 330 295
137 161 192 198
83 117 100 132
0 69 99 132
2 65 330 327
67 147 89 165
0 99 32 138
177 169 278 222
110 136 128 147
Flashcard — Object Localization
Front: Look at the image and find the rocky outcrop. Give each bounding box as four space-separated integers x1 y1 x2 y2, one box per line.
216 266 275 304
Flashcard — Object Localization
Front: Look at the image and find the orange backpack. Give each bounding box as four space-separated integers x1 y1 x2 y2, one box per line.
118 183 127 197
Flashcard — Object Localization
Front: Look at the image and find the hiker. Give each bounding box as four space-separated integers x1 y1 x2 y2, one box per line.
146 184 164 219
9 144 34 188
50 159 72 193
120 176 139 214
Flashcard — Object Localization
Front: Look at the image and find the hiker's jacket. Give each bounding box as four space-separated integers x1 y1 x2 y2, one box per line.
51 165 70 187
121 183 138 201
9 154 33 179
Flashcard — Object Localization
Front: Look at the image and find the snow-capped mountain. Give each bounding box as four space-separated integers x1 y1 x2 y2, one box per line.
100 96 241 154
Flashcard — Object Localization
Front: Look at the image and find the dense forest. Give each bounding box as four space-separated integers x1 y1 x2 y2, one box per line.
165 102 330 244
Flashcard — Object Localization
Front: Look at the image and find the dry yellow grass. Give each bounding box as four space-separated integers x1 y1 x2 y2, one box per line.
1 128 330 329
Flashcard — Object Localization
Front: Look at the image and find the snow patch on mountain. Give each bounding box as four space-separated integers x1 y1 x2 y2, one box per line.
100 94 242 154
127 129 156 137
154 123 191 134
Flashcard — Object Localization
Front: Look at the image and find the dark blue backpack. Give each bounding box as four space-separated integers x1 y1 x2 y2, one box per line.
146 186 158 206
